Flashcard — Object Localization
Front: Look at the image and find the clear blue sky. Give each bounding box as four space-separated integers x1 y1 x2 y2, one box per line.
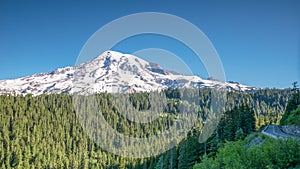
0 0 299 88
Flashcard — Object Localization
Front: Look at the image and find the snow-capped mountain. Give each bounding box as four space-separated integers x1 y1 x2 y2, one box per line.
0 51 255 96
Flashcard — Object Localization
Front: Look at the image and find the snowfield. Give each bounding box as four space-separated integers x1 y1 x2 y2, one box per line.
0 51 255 96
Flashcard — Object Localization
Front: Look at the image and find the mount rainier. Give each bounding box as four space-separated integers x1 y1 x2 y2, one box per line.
0 51 255 96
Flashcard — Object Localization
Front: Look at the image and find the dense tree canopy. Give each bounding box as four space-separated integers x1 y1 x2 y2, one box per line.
280 90 300 125
193 135 300 169
0 88 294 168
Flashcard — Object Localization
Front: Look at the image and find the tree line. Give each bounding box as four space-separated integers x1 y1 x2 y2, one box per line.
0 88 294 168
194 89 300 169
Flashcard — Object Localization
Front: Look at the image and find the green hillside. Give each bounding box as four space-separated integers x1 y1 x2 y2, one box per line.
280 91 300 126
193 133 300 169
0 89 295 168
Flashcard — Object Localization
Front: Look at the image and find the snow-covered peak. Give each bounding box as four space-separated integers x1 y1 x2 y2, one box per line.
0 51 256 96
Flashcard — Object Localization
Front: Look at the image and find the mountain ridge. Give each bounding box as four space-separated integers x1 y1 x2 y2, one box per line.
0 51 256 96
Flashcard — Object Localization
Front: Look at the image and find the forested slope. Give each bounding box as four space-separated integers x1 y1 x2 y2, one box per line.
280 91 300 126
194 89 300 169
0 89 293 168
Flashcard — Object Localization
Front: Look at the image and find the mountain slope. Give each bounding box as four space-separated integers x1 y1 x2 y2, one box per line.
0 51 255 96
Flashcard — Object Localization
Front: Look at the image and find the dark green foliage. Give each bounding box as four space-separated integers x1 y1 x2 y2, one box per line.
9 152 19 168
155 156 163 169
0 88 294 168
235 128 245 140
193 136 300 169
178 132 202 169
217 104 256 142
280 91 300 125
203 105 256 159
284 105 300 125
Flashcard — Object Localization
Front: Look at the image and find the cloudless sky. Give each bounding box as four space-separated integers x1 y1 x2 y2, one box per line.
0 0 299 88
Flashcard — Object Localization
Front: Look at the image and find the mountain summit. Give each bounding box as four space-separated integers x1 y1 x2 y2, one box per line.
0 51 255 96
